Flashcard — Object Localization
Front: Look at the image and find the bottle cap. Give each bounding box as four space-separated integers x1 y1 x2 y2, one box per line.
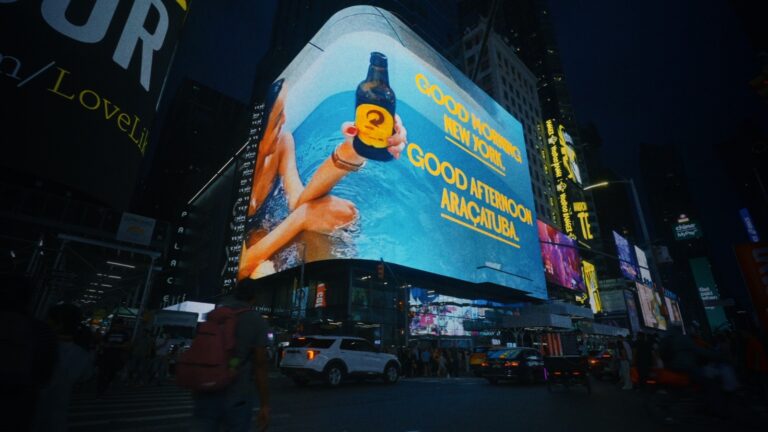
370 52 387 68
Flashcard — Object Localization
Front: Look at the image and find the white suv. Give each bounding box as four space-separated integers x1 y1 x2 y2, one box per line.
279 336 400 387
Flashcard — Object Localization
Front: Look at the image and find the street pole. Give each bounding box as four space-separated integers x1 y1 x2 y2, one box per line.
626 178 652 250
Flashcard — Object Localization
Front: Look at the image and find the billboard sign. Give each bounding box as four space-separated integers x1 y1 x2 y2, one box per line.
613 231 639 281
538 221 585 291
634 246 653 285
234 6 545 298
734 243 768 334
1 1 189 209
739 208 760 243
673 221 702 241
624 290 642 334
545 120 593 241
601 290 627 313
582 260 602 313
689 257 728 331
636 282 668 330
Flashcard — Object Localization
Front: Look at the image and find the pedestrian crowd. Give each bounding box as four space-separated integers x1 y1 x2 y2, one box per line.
396 346 472 378
1 274 196 431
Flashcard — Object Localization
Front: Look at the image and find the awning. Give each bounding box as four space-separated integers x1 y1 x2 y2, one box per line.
584 322 629 337
502 312 573 329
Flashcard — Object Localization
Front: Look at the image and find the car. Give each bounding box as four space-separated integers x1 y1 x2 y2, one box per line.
480 347 546 385
587 349 618 381
279 336 400 387
469 345 502 376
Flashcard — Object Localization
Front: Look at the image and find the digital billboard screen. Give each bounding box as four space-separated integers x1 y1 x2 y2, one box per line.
636 282 668 330
235 6 545 298
538 220 585 291
582 260 602 313
613 231 639 281
634 246 653 285
408 288 494 337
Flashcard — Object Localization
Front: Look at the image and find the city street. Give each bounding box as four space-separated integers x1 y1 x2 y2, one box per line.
68 373 767 432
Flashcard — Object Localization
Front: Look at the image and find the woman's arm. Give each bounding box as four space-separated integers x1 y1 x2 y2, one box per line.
294 115 407 209
237 195 358 279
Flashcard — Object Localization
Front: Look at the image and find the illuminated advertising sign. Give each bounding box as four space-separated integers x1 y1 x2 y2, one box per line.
739 208 760 243
689 257 728 331
409 288 493 337
582 261 602 313
1 1 189 209
613 231 639 281
538 220 585 291
634 246 653 285
735 243 768 333
624 290 642 334
545 120 593 242
673 221 702 241
664 294 683 325
636 282 668 330
235 6 545 298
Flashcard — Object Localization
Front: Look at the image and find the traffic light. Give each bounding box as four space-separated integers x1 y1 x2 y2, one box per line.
377 262 385 280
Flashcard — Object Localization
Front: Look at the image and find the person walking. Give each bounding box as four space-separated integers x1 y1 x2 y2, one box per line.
96 318 132 396
191 279 271 432
0 274 58 431
634 332 653 391
33 304 93 432
618 335 634 390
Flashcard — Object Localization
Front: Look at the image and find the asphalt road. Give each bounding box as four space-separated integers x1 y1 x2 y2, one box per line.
68 374 767 432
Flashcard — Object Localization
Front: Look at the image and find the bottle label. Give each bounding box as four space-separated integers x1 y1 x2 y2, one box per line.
355 103 394 149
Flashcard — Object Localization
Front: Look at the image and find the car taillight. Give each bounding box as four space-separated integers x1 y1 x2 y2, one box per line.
281 350 286 359
602 354 611 358
307 350 318 360
572 371 581 376
503 361 520 367
553 371 562 375
589 359 598 365
481 362 489 367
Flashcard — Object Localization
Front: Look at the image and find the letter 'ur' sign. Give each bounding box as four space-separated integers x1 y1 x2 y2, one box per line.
25 0 174 91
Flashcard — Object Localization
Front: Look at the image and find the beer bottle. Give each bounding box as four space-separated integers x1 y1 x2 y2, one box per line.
353 52 396 161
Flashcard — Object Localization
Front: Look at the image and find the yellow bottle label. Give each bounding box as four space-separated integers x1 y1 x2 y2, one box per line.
355 103 393 149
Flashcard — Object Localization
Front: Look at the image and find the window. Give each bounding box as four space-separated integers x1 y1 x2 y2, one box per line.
290 337 334 349
341 338 375 352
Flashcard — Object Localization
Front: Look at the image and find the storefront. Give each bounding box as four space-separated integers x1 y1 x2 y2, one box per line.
246 259 543 351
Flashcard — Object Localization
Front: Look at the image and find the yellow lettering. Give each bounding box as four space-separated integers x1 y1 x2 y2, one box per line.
48 67 75 100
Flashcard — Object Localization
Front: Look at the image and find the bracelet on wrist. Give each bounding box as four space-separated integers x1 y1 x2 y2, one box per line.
332 144 366 172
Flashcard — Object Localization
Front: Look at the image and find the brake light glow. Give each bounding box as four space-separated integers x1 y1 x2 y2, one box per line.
481 362 489 367
503 361 520 367
572 371 581 376
602 354 611 358
554 371 562 376
589 359 598 365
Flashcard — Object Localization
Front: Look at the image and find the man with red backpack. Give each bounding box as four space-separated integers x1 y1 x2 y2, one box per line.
177 279 271 431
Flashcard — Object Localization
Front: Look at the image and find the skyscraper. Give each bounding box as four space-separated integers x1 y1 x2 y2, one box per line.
460 20 557 226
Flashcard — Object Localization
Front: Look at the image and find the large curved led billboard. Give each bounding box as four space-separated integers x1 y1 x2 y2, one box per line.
236 6 545 299
1 1 189 208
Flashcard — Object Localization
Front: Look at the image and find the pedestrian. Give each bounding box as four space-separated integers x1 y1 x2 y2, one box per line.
0 274 58 431
151 331 171 385
618 335 633 390
128 328 152 386
33 303 94 432
191 279 270 432
437 350 448 378
634 332 653 390
420 348 431 377
96 318 132 396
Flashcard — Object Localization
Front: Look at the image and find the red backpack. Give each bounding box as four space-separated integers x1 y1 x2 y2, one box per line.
175 306 250 392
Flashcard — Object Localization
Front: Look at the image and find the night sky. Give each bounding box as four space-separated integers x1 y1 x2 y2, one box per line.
168 1 767 310
547 0 767 309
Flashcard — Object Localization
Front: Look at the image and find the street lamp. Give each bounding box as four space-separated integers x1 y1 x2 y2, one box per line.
584 178 662 291
583 178 651 252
